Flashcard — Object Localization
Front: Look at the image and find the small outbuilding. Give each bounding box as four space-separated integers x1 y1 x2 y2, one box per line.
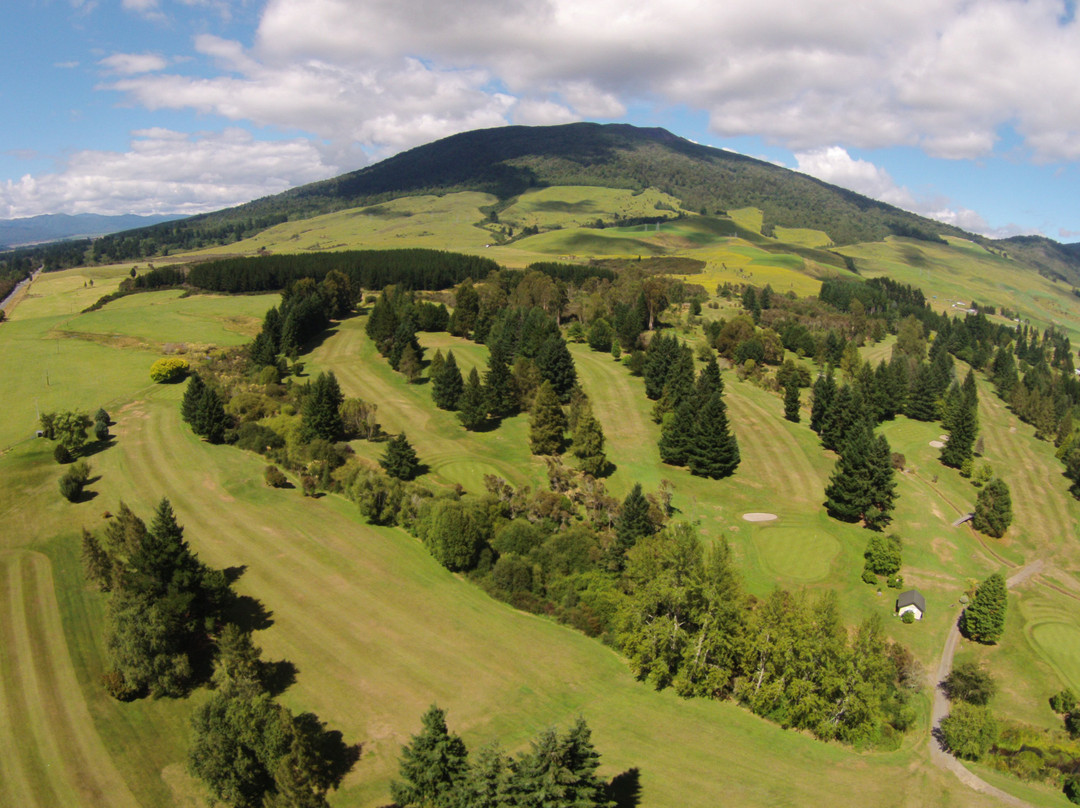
896 589 925 621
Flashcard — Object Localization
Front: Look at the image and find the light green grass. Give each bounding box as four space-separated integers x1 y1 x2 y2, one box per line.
774 226 833 248
499 186 684 230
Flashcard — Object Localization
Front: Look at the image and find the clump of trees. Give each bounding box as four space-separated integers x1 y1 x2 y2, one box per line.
59 461 92 502
823 418 897 530
973 478 1013 538
391 705 619 808
82 498 232 699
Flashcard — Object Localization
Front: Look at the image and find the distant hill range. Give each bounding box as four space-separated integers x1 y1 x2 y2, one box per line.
8 123 1080 285
0 213 182 249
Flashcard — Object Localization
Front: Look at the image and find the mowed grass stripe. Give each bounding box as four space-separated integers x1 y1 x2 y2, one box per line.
101 397 993 808
0 551 138 808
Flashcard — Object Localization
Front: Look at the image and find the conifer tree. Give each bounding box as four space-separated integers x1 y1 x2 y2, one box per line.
458 368 488 431
613 483 654 563
865 432 898 530
658 398 695 466
941 393 978 468
536 334 577 402
302 372 345 442
824 420 886 527
390 705 468 808
820 384 855 451
529 381 566 455
380 433 422 481
961 572 1007 643
906 362 939 421
431 351 464 410
686 392 740 479
809 372 836 434
571 407 607 477
484 349 518 419
195 387 229 444
82 527 112 592
181 372 206 425
783 383 800 423
428 348 445 381
398 343 422 383
973 478 1012 537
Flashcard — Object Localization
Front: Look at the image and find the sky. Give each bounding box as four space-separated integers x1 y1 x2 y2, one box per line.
4 0 1080 241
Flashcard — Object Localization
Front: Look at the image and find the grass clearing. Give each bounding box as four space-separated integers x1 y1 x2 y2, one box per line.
499 186 684 230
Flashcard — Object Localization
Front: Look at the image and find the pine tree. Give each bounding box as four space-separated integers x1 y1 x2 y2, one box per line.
824 421 875 524
961 572 1007 643
390 705 468 808
613 483 654 564
820 384 855 451
686 392 740 479
865 433 898 530
940 394 978 468
906 362 939 421
536 334 577 402
529 381 567 455
432 351 464 410
484 349 518 419
398 343 423 383
302 372 345 442
571 407 607 477
458 368 488 431
783 383 800 423
82 528 112 591
658 398 694 466
181 372 206 425
809 372 835 434
973 478 1012 537
380 433 422 481
195 387 229 444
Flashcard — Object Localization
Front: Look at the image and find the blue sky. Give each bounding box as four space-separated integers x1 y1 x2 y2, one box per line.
4 0 1080 242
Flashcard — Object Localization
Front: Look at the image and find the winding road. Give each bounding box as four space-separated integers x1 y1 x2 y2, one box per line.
928 560 1045 807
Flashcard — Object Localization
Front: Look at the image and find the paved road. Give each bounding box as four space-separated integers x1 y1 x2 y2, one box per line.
928 560 1044 807
0 268 40 313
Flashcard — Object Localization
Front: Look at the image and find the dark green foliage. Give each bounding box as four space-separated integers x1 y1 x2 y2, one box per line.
458 368 488 430
685 392 740 479
484 350 518 419
432 350 465 410
1051 689 1077 714
264 465 288 488
905 362 939 421
939 702 997 760
529 381 567 455
380 433 422 481
59 460 91 502
943 661 997 706
941 372 978 468
449 279 480 337
192 386 230 444
536 334 577 402
415 498 492 572
235 423 285 455
571 407 607 477
783 383 800 422
301 372 345 441
973 478 1012 538
53 442 73 464
824 422 897 530
961 572 1007 644
391 705 469 808
809 373 836 434
82 528 112 591
612 484 654 565
586 318 614 352
511 719 611 808
864 533 901 576
94 418 110 442
181 372 206 425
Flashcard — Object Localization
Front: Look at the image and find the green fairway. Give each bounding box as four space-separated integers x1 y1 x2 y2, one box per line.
750 522 842 582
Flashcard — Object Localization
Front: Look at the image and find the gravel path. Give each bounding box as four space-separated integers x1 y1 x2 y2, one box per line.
928 560 1045 807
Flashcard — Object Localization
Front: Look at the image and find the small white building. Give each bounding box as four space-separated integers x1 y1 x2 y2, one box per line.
896 590 925 621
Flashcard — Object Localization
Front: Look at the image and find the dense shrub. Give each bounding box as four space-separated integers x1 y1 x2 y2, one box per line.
149 357 190 383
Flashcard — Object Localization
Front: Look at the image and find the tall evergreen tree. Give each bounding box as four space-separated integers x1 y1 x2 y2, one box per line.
685 392 740 479
961 572 1008 643
195 387 229 444
824 421 895 529
390 705 469 808
906 362 939 421
783 383 800 423
571 407 607 477
458 368 488 431
432 351 464 410
809 372 836 434
302 372 345 442
536 334 577 402
529 381 567 455
484 349 518 419
940 393 978 468
380 433 422 481
612 483 654 564
181 372 207 425
658 398 695 466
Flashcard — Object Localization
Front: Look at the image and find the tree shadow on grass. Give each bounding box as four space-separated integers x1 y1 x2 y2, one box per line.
294 712 362 790
606 767 642 808
224 564 247 585
224 594 274 632
260 659 298 696
81 438 116 459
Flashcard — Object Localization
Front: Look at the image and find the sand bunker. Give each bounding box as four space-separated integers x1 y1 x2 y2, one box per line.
929 440 945 448
743 512 778 522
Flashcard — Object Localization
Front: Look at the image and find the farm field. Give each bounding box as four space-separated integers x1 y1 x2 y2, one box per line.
3 230 1080 808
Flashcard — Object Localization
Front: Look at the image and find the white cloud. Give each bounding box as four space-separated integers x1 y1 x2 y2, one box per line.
794 147 916 208
0 128 337 218
99 52 168 75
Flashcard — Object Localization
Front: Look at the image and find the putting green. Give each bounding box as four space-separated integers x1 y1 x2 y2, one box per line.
751 524 840 582
1029 621 1080 692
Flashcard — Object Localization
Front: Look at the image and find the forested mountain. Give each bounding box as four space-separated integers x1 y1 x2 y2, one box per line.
0 213 181 249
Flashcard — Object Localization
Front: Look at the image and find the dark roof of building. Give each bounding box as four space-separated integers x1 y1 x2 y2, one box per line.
897 590 926 612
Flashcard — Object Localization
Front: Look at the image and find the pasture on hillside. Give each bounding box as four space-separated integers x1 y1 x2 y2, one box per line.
1 256 1079 808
